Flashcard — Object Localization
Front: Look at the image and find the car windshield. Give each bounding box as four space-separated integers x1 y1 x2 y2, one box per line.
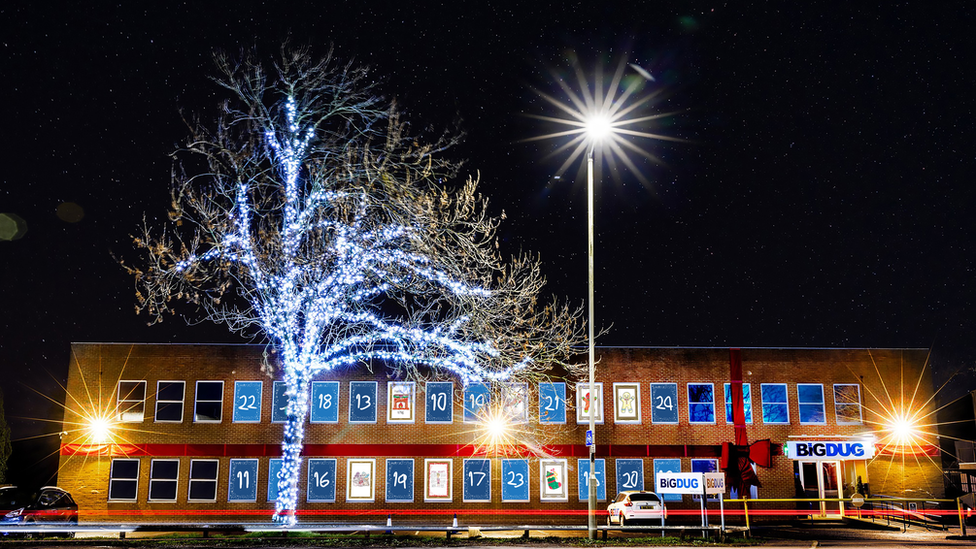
629 493 660 502
0 489 24 507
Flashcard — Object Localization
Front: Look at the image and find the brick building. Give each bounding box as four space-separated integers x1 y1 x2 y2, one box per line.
56 343 943 524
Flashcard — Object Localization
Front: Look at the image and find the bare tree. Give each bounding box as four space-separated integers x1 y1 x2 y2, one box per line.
123 46 584 523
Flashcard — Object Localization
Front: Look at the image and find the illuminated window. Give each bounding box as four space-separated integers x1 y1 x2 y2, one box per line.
154 381 184 423
194 381 224 423
149 459 179 502
724 382 753 424
687 383 715 423
833 384 863 424
797 384 826 424
117 380 146 422
188 459 219 502
108 459 139 501
760 383 790 424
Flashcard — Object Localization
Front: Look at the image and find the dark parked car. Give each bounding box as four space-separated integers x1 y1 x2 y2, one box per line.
1 486 78 532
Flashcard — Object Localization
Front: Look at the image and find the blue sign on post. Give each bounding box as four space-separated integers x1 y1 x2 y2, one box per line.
349 381 378 423
462 458 491 502
385 459 414 503
577 458 606 501
615 459 644 494
501 459 530 502
425 382 453 423
463 383 489 422
585 430 594 446
310 381 340 423
306 458 336 502
232 381 262 423
539 382 566 424
228 459 259 502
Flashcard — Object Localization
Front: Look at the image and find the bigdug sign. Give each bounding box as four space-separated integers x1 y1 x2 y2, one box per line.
786 440 875 460
656 472 726 495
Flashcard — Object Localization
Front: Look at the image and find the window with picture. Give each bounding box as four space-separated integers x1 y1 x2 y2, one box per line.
797 383 826 424
154 380 185 423
687 383 715 423
149 459 179 502
724 382 753 424
833 384 863 424
117 380 146 422
108 459 139 501
760 383 790 424
194 380 224 423
188 459 219 502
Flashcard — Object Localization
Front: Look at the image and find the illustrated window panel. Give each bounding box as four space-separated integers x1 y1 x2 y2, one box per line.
724 382 753 424
385 459 414 503
463 383 490 423
575 382 604 424
538 382 567 424
232 381 262 423
272 381 290 423
501 459 530 502
576 458 606 502
834 384 863 425
688 383 716 423
649 383 679 424
653 458 682 502
539 458 568 502
228 459 259 502
154 380 185 423
310 381 340 423
348 382 378 423
691 459 719 502
462 458 491 502
425 382 453 424
613 382 641 424
108 459 139 501
267 458 284 502
501 383 528 423
797 383 826 425
387 381 416 423
346 458 376 502
148 459 179 502
307 458 337 503
761 383 790 424
188 459 219 502
424 458 453 502
194 380 224 423
117 380 146 422
615 459 645 493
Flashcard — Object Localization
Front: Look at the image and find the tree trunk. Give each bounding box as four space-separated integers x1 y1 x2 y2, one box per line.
273 370 311 525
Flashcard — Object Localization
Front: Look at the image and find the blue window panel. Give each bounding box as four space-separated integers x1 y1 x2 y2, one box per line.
385 459 414 503
691 458 719 501
653 459 683 502
227 459 259 502
501 459 530 502
349 381 378 423
232 381 262 423
267 459 284 502
425 382 453 424
688 383 715 423
650 383 679 424
761 383 790 424
271 381 290 423
724 383 753 424
462 458 491 502
463 383 490 423
615 459 644 493
577 458 606 502
306 459 336 502
310 381 340 423
539 382 567 424
798 384 826 424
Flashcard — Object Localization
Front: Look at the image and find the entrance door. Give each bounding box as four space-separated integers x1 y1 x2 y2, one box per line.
798 461 842 517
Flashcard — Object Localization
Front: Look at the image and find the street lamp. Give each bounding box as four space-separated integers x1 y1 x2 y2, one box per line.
527 57 676 539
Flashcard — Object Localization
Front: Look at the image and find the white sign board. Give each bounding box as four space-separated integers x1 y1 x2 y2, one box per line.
657 472 703 494
703 472 726 495
786 440 875 461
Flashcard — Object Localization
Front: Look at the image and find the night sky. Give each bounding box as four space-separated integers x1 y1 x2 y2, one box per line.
3 2 975 486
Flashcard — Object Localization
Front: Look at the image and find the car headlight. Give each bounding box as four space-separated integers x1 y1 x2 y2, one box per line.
4 507 24 518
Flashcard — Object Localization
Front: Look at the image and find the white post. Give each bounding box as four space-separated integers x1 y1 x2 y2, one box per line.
587 148 597 540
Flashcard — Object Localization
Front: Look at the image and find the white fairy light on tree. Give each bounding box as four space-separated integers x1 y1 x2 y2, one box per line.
124 46 584 524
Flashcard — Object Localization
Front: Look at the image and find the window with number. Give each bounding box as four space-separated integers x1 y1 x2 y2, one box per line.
233 381 262 423
649 383 679 424
108 459 139 501
833 384 863 424
797 383 826 424
194 381 224 423
149 459 179 502
425 382 453 424
761 383 790 424
687 383 715 423
724 382 753 424
188 459 219 502
117 380 146 422
154 381 184 423
538 382 566 424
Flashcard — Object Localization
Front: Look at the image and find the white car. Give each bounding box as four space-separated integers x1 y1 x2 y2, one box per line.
606 490 667 526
